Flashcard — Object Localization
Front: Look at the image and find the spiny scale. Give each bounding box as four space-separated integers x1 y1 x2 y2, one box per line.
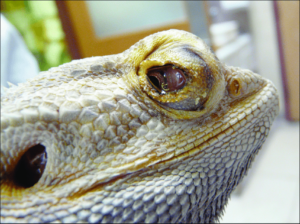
1 30 279 223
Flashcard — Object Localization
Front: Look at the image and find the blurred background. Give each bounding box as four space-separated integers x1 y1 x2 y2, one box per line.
1 1 299 222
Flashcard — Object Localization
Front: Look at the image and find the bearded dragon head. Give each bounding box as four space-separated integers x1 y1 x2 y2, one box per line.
1 30 279 223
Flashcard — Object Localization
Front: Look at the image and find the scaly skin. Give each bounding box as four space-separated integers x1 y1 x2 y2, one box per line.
0 30 279 223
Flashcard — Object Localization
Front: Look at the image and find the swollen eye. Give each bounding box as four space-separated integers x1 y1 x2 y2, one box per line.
147 65 186 93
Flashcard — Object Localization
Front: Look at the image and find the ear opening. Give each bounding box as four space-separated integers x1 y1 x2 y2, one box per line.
13 144 47 188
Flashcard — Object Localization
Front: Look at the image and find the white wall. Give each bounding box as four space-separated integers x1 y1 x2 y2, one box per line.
85 1 187 38
248 1 284 115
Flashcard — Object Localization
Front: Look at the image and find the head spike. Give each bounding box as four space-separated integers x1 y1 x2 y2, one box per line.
7 82 16 88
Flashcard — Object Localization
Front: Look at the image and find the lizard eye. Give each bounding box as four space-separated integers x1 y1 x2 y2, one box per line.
137 43 226 119
147 65 186 93
13 144 47 188
141 62 214 112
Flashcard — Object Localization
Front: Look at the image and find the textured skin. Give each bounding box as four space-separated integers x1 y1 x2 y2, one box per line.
0 30 279 223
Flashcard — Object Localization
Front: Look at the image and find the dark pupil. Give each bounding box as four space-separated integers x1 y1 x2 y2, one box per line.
147 65 186 93
148 75 161 90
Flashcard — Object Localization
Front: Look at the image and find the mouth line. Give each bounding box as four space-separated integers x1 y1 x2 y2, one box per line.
4 83 274 199
152 82 273 168
58 83 273 198
72 103 260 198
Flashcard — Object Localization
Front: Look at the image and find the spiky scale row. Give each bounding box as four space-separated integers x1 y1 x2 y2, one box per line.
1 30 279 223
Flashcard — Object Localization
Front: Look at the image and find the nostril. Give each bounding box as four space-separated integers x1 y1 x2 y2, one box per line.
228 78 242 97
13 144 47 188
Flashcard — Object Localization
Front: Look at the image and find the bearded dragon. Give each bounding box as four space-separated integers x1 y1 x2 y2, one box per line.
0 30 279 223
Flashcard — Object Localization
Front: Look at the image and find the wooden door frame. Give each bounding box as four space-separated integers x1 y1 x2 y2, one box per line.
273 1 299 121
56 1 190 59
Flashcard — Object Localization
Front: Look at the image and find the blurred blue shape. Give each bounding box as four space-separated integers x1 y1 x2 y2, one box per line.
1 14 39 95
